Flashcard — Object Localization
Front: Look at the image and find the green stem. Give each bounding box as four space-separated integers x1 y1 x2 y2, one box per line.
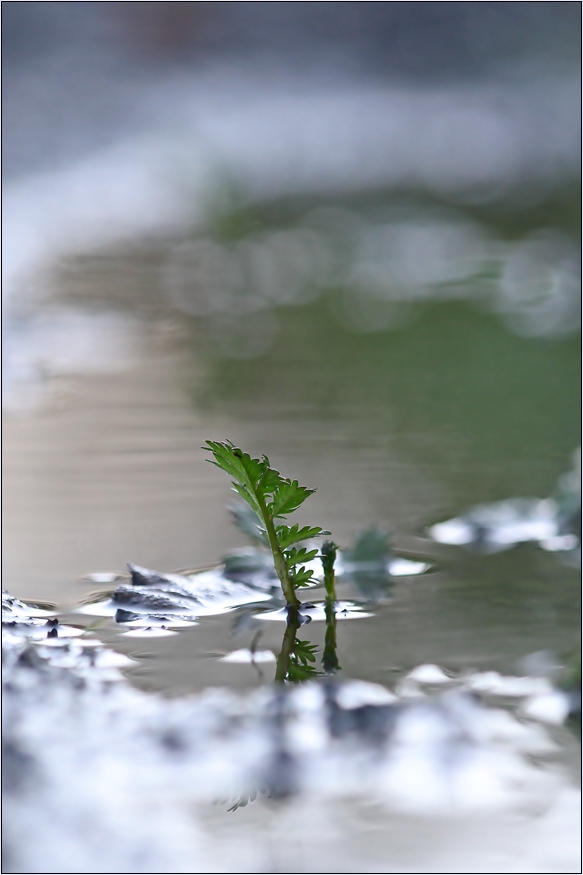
323 598 340 674
254 488 299 607
275 608 301 682
321 541 339 673
321 541 337 601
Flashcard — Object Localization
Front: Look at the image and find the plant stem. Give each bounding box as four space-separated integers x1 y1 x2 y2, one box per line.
321 541 337 601
254 487 299 607
323 598 340 674
321 541 339 673
275 608 301 682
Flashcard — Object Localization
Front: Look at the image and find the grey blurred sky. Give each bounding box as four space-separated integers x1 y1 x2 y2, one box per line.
3 2 580 179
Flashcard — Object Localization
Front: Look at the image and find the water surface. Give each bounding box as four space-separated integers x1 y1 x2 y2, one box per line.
3 204 579 697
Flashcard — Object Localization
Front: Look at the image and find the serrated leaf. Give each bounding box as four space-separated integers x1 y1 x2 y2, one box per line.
290 567 315 587
277 524 329 549
269 481 315 517
234 450 269 491
231 482 261 515
294 639 318 662
205 441 273 495
287 638 320 682
287 662 320 682
259 466 285 496
205 441 248 482
284 547 318 569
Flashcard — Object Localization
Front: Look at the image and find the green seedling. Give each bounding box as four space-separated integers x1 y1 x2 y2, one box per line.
205 441 340 685
204 440 328 608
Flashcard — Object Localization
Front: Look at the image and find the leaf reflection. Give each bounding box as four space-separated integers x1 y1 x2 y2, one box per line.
275 542 341 682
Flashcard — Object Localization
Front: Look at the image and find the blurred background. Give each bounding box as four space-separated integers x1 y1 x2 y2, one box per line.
2 2 581 682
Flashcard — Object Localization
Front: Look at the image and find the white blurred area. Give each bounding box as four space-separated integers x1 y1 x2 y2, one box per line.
2 4 581 408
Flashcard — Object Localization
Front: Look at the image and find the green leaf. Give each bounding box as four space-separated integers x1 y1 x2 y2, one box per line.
277 524 329 549
287 662 320 682
231 482 261 515
287 638 321 682
284 546 318 569
290 566 315 588
205 440 248 482
269 481 315 518
234 450 270 492
294 639 318 663
259 466 284 496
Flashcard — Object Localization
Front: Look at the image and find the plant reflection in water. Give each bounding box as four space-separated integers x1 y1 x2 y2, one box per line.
275 541 340 683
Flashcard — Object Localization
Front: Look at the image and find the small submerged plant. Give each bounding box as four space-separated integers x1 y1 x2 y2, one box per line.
204 441 328 610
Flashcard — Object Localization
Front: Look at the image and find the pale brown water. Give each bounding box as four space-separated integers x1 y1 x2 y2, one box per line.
2 231 580 697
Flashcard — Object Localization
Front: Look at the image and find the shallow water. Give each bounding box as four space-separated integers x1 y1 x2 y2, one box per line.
2 213 580 699
2 192 580 875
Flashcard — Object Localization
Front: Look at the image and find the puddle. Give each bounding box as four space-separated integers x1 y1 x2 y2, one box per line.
2 195 580 873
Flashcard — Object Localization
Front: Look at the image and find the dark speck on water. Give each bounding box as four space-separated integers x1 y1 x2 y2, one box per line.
159 729 189 754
